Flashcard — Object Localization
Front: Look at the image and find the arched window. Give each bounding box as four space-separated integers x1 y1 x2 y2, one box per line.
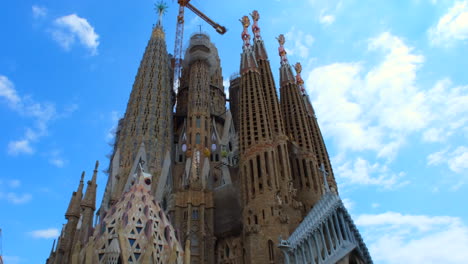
225 245 230 258
268 240 275 262
195 133 201 144
196 116 201 128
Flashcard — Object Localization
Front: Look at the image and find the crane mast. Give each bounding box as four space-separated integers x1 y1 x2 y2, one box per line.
172 0 226 94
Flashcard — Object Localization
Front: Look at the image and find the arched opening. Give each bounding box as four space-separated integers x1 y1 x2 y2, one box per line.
268 240 275 262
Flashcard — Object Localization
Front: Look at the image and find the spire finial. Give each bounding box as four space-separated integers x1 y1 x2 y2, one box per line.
294 62 306 95
319 163 330 193
154 1 168 26
277 34 289 65
250 10 261 40
80 171 85 182
94 160 99 171
240 16 251 48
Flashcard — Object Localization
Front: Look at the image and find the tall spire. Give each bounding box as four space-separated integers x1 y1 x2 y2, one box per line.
99 1 174 213
250 10 261 41
279 37 322 211
65 172 85 218
293 63 337 193
82 161 98 210
240 15 251 49
277 34 289 65
239 16 257 74
278 35 295 85
238 15 301 264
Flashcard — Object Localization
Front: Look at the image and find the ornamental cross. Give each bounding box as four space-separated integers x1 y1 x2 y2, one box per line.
319 163 330 192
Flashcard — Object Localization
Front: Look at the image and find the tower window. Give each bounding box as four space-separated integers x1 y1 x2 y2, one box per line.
195 133 201 144
196 117 201 128
268 240 275 261
192 209 199 220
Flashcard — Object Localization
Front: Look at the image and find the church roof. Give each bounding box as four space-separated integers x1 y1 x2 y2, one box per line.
93 168 184 263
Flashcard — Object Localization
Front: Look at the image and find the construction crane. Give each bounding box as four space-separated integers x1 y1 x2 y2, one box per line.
172 0 227 93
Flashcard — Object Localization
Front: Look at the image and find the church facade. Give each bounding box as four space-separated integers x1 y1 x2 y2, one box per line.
46 10 372 264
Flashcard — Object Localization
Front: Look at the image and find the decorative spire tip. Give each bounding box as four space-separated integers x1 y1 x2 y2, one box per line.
94 160 99 171
250 10 261 40
154 1 168 26
277 34 289 65
240 16 251 48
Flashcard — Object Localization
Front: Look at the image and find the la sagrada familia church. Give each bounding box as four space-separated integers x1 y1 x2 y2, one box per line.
45 7 373 264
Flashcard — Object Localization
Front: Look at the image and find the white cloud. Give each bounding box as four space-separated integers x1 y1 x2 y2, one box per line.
357 212 468 264
448 146 468 173
427 148 448 165
335 157 407 188
306 32 467 166
8 139 34 155
30 228 59 239
50 158 65 168
342 198 354 211
9 179 21 188
0 75 76 156
32 5 47 18
2 256 21 264
0 179 31 205
6 192 32 204
51 14 100 55
427 146 468 174
429 1 468 46
48 149 67 168
0 75 20 107
319 10 335 25
422 127 445 142
223 79 230 98
285 27 315 59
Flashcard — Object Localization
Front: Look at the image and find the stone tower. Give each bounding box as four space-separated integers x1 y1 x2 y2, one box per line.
99 12 174 215
277 34 324 210
237 15 302 264
171 31 241 264
294 61 337 192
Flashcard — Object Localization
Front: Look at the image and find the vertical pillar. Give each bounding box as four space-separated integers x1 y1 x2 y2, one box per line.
319 225 328 257
333 212 343 244
324 218 334 252
338 212 348 241
306 238 315 264
312 232 322 263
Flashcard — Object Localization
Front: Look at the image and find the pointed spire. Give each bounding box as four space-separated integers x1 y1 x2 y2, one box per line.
240 15 258 74
82 161 99 211
278 35 295 85
152 1 167 39
250 10 261 40
277 34 289 65
65 172 85 218
50 239 56 255
293 62 306 95
240 15 251 49
294 62 316 117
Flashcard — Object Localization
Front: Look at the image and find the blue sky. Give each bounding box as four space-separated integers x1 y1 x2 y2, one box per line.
0 0 467 263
